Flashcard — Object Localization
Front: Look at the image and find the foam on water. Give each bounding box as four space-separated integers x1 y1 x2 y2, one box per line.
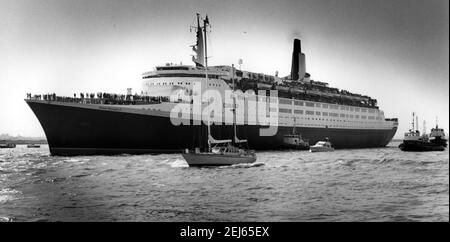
0 142 448 221
228 162 265 169
169 159 189 168
0 188 21 203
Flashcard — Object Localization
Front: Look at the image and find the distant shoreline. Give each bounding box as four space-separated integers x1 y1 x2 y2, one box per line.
2 139 402 146
0 139 48 145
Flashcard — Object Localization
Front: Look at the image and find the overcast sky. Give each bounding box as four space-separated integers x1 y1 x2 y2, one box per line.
0 0 448 138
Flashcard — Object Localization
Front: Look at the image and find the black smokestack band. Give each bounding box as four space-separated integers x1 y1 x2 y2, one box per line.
290 39 301 80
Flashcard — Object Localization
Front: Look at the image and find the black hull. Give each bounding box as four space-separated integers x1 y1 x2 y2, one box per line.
26 101 397 156
399 140 446 152
280 144 310 150
430 138 448 148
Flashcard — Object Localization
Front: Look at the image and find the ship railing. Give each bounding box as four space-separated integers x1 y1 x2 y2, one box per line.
25 93 167 105
385 118 398 122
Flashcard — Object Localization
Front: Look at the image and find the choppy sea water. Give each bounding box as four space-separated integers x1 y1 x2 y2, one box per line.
0 141 448 222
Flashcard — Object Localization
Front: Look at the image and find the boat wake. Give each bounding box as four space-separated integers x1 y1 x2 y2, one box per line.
228 162 265 169
0 188 21 203
169 159 189 168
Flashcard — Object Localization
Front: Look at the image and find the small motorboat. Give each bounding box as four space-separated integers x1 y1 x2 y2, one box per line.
27 144 41 148
309 138 334 152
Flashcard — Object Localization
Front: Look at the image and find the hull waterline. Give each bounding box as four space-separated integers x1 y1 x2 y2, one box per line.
26 100 397 156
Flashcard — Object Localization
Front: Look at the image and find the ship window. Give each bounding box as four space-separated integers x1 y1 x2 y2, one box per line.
294 110 303 114
280 108 291 113
355 108 360 112
316 112 321 116
280 99 292 105
156 66 190 71
306 111 314 115
340 114 345 117
145 73 211 79
361 108 367 113
306 102 314 107
316 103 321 107
322 112 328 116
361 115 367 119
294 101 304 106
322 104 329 109
350 107 354 111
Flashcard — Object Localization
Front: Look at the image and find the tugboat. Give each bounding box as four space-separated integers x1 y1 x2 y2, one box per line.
399 113 445 152
309 138 334 152
429 117 447 148
281 118 310 150
182 15 256 167
0 143 16 149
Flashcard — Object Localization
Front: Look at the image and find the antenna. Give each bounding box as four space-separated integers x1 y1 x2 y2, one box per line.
422 120 426 135
416 115 419 132
232 64 236 145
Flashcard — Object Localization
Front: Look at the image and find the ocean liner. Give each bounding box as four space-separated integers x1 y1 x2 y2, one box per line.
26 14 398 156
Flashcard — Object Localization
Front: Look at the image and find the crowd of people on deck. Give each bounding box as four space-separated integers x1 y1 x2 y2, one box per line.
25 92 169 105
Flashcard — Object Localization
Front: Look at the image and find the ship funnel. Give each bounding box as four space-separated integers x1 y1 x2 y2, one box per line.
290 39 306 81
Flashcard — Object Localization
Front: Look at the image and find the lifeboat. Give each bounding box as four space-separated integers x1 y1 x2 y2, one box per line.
257 82 273 89
275 85 290 92
289 87 303 94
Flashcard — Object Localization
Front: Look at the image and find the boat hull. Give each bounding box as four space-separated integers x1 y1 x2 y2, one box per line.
399 140 446 152
26 100 398 156
280 144 310 150
0 144 16 148
182 153 256 166
309 147 334 152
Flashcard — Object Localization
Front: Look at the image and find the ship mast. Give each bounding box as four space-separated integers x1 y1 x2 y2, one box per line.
292 117 297 135
203 15 212 151
416 115 419 132
232 64 237 145
192 13 205 67
422 120 426 135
